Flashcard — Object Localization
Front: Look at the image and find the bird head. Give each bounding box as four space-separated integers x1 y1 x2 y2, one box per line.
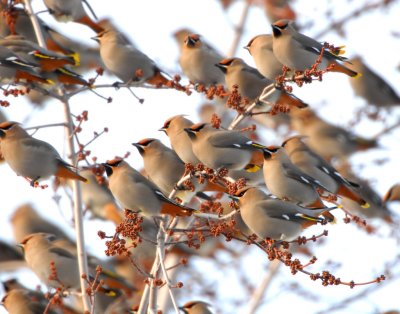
103 157 124 177
132 138 157 155
184 34 201 48
271 19 291 37
215 58 235 74
183 123 207 140
262 146 281 159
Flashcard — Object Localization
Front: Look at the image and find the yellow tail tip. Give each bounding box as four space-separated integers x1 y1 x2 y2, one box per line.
46 79 55 85
361 202 370 209
105 290 117 297
244 164 261 173
69 52 80 66
353 72 362 79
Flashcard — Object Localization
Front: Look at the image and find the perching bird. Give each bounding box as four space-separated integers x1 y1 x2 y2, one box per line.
94 29 176 88
132 138 225 199
180 300 213 314
262 146 332 209
383 184 400 203
19 233 82 289
0 46 51 85
244 34 286 80
282 136 368 207
0 35 89 86
73 169 123 224
235 187 330 240
159 115 202 165
103 158 195 217
184 123 266 170
0 35 78 72
0 121 87 186
348 56 400 107
215 57 307 108
271 19 359 77
338 165 393 223
179 34 225 86
289 108 378 161
1 289 51 314
10 203 73 244
43 0 104 33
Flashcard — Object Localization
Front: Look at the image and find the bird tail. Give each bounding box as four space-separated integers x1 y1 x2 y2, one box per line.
76 15 104 33
103 203 123 225
54 68 90 86
330 62 361 78
34 53 76 72
160 202 194 217
336 184 369 208
277 91 308 109
15 70 53 85
55 165 87 182
146 70 186 91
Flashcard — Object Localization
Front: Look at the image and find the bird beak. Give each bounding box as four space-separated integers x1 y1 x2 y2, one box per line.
158 127 166 134
91 35 100 43
243 46 249 51
215 63 227 74
132 142 144 155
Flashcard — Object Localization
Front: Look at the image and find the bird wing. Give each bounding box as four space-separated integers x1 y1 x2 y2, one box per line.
282 162 329 191
293 32 347 62
49 247 76 259
208 131 264 149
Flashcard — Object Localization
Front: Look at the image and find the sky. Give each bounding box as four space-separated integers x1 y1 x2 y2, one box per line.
1 0 400 313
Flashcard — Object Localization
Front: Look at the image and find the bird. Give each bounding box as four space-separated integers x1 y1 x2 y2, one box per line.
215 57 307 108
43 0 104 33
244 34 286 80
19 233 83 289
94 29 178 88
179 33 225 86
0 45 51 85
289 108 378 161
282 136 368 207
348 56 400 107
73 169 123 224
159 115 202 165
383 184 400 203
132 138 226 200
183 123 266 171
0 289 51 314
262 146 333 209
0 121 87 186
0 35 90 86
10 203 74 244
271 19 359 77
338 165 393 223
0 34 78 72
235 187 330 240
179 300 214 314
103 157 195 217
18 233 122 300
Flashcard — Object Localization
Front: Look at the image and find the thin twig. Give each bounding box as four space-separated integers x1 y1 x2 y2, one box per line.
157 221 181 314
245 260 281 314
227 0 252 58
228 84 276 130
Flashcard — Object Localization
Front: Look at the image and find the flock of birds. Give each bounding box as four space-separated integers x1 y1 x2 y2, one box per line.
0 0 399 313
